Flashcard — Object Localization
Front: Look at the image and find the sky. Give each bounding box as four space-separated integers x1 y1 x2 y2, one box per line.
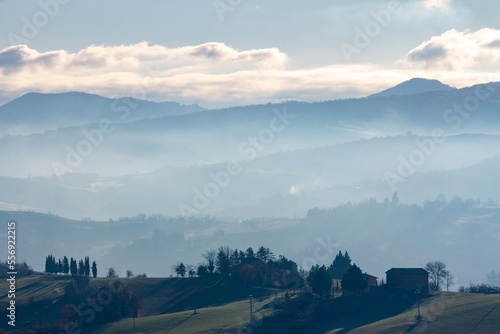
1 0 500 107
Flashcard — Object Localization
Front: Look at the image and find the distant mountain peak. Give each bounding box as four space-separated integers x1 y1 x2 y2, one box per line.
369 78 456 98
0 91 204 136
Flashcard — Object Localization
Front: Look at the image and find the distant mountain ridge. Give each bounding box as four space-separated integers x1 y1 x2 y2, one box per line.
1 80 500 179
369 78 456 98
1 79 497 136
0 91 203 135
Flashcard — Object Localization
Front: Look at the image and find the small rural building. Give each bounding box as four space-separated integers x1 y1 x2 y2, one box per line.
363 273 378 288
385 268 429 293
342 273 378 296
363 273 378 294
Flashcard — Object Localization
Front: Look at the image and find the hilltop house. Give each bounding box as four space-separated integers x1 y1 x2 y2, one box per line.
342 272 378 296
364 273 378 290
386 268 429 294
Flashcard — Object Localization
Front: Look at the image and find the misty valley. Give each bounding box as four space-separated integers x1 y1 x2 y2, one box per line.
1 78 500 333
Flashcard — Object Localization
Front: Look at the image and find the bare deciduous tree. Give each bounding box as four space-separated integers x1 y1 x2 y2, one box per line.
202 249 216 274
425 261 448 291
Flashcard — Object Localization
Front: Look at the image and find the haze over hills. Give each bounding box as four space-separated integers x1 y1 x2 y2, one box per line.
0 78 496 137
0 78 499 287
3 1 500 332
1 80 500 178
1 134 500 219
0 91 203 135
1 193 499 289
1 79 500 215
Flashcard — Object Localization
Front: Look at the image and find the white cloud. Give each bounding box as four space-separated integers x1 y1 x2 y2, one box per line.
0 41 498 108
423 0 451 9
0 42 289 74
403 28 500 70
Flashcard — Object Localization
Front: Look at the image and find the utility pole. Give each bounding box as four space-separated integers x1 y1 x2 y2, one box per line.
416 289 421 321
417 298 421 320
248 294 253 325
132 304 138 334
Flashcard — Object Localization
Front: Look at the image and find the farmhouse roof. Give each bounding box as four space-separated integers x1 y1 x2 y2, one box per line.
363 273 378 279
386 268 428 275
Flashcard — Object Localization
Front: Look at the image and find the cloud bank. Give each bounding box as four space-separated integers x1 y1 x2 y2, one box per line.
404 28 500 70
0 42 289 73
0 35 499 107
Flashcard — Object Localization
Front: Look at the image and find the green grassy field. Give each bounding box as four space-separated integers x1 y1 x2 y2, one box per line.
0 275 280 331
2 276 499 333
84 295 277 334
307 292 500 334
80 292 500 334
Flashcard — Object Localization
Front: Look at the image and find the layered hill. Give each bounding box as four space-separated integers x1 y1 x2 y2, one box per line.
0 91 203 135
1 79 500 296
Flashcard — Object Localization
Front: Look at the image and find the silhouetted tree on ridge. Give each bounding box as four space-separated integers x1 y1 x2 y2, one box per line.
327 251 352 279
307 265 332 296
341 264 367 295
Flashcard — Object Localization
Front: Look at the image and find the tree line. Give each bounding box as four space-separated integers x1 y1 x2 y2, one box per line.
169 245 371 297
45 254 97 278
459 284 500 294
0 261 33 277
306 251 369 296
172 245 300 289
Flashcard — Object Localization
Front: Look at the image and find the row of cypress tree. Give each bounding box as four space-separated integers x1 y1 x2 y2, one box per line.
45 254 97 278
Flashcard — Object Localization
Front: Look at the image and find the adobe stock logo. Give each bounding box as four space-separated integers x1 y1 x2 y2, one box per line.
339 0 402 62
50 65 162 182
50 98 137 182
8 0 72 45
301 236 339 269
212 0 244 20
178 107 295 216
384 84 496 192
